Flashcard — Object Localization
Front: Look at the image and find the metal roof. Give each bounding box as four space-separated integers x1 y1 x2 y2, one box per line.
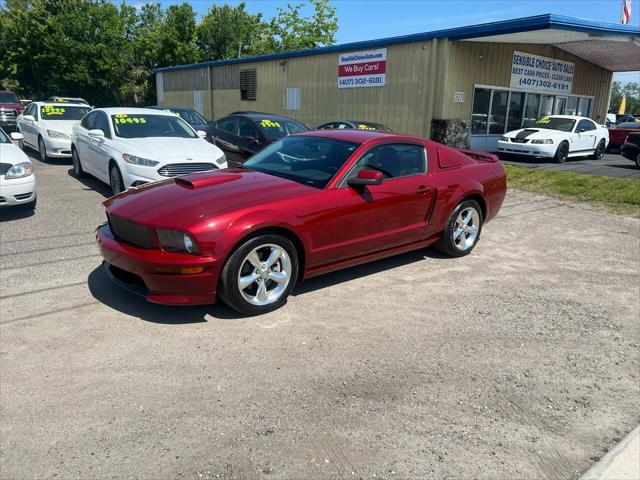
153 13 640 74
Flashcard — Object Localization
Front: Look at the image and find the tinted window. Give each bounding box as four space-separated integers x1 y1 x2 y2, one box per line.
254 118 309 140
577 119 596 132
0 92 19 103
318 122 337 130
238 118 258 138
619 122 640 129
349 143 426 180
526 116 575 132
216 117 237 134
0 128 10 144
243 136 358 188
94 113 111 138
81 111 97 129
163 108 208 126
40 105 91 120
111 114 197 139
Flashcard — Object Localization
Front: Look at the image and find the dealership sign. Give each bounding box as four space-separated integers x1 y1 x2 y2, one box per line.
338 48 386 88
510 51 575 94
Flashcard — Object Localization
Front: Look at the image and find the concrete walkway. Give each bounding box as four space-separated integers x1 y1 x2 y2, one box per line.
501 153 640 179
580 426 640 480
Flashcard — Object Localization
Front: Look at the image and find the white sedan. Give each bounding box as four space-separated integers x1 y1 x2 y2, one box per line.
0 129 36 208
498 115 609 163
71 108 227 195
16 101 92 162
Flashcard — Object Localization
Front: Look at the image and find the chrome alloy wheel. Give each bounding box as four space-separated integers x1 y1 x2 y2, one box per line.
453 207 480 251
238 244 292 306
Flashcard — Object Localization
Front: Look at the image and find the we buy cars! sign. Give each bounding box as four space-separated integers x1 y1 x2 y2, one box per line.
338 48 387 88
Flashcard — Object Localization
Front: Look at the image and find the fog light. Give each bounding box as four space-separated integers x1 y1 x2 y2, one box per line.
154 266 204 275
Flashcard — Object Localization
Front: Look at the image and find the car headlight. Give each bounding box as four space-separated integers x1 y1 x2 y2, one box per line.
4 162 33 179
215 153 227 166
122 154 159 167
156 228 200 255
531 139 554 144
47 130 70 140
500 136 510 142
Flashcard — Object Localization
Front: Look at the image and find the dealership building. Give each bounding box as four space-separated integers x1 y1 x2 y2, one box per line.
153 14 640 151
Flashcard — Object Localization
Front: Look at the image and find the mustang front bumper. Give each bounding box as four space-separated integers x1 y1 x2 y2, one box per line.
96 224 221 305
497 140 556 158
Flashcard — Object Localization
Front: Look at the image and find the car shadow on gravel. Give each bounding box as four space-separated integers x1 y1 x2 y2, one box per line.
293 247 449 296
0 203 36 222
67 169 113 198
87 266 246 323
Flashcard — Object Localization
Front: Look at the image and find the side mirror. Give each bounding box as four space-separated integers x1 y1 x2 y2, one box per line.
88 129 105 138
197 130 207 139
347 168 383 187
22 114 35 123
10 132 24 140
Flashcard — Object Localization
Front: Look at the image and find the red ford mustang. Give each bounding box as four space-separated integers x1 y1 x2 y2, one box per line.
96 130 507 315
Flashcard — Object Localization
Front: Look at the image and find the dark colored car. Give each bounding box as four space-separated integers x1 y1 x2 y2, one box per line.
608 122 640 151
209 112 309 167
621 132 640 168
148 106 211 134
0 90 25 130
316 120 393 132
96 129 507 315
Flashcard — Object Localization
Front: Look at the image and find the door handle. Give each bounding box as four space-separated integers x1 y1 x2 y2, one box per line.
415 185 431 195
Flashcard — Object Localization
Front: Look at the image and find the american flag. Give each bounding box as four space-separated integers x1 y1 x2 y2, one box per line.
621 0 632 24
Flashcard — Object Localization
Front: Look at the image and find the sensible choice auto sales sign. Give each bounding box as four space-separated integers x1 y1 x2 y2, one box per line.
510 51 575 94
338 48 387 88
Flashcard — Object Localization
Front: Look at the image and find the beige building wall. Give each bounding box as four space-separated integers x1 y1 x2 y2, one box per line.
438 40 613 122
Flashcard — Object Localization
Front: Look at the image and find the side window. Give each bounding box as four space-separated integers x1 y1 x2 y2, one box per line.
336 122 351 129
577 119 596 132
95 112 111 138
238 118 258 138
347 143 426 181
81 111 97 130
318 123 336 130
216 117 237 134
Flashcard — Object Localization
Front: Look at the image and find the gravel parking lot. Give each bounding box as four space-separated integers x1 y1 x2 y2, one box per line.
1 152 639 479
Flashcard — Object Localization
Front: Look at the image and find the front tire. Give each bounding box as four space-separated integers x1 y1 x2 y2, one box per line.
38 137 48 163
219 234 299 315
635 152 640 169
554 141 569 163
109 163 125 195
72 147 85 177
590 140 606 160
436 199 484 258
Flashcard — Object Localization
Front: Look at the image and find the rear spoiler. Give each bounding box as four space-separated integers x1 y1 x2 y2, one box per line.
458 149 499 163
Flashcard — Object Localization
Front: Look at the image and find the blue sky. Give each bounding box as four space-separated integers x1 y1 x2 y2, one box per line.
138 0 640 84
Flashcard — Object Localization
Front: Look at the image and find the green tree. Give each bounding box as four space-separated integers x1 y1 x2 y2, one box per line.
269 0 338 52
609 80 640 115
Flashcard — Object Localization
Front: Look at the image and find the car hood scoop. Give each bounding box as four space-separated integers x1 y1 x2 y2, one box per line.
515 129 540 139
175 173 241 189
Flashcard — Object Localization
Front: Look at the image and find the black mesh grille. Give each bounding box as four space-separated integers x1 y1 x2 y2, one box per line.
157 163 216 177
108 214 152 249
511 138 529 144
0 163 11 176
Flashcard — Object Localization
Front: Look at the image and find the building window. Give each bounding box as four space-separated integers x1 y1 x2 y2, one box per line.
471 88 491 134
577 97 591 117
489 91 508 134
285 87 301 110
507 92 525 132
240 69 257 101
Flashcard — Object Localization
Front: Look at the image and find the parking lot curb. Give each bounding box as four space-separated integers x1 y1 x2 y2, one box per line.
579 425 640 480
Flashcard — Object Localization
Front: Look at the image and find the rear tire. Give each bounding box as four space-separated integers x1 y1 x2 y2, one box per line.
436 199 484 258
109 163 125 195
72 147 85 177
590 139 606 160
219 234 299 315
554 141 569 163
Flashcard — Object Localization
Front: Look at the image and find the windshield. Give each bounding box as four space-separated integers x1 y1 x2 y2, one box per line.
243 136 358 189
162 108 208 126
618 122 640 129
356 122 391 132
111 114 197 139
0 128 10 143
525 116 576 132
254 118 309 141
0 92 20 103
40 105 92 120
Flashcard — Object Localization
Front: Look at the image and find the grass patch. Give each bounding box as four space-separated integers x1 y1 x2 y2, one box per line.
505 165 640 218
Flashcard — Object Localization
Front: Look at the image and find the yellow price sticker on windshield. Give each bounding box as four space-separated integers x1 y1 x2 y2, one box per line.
163 109 180 117
114 117 147 124
260 119 281 128
42 106 65 115
538 117 551 124
358 124 375 130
